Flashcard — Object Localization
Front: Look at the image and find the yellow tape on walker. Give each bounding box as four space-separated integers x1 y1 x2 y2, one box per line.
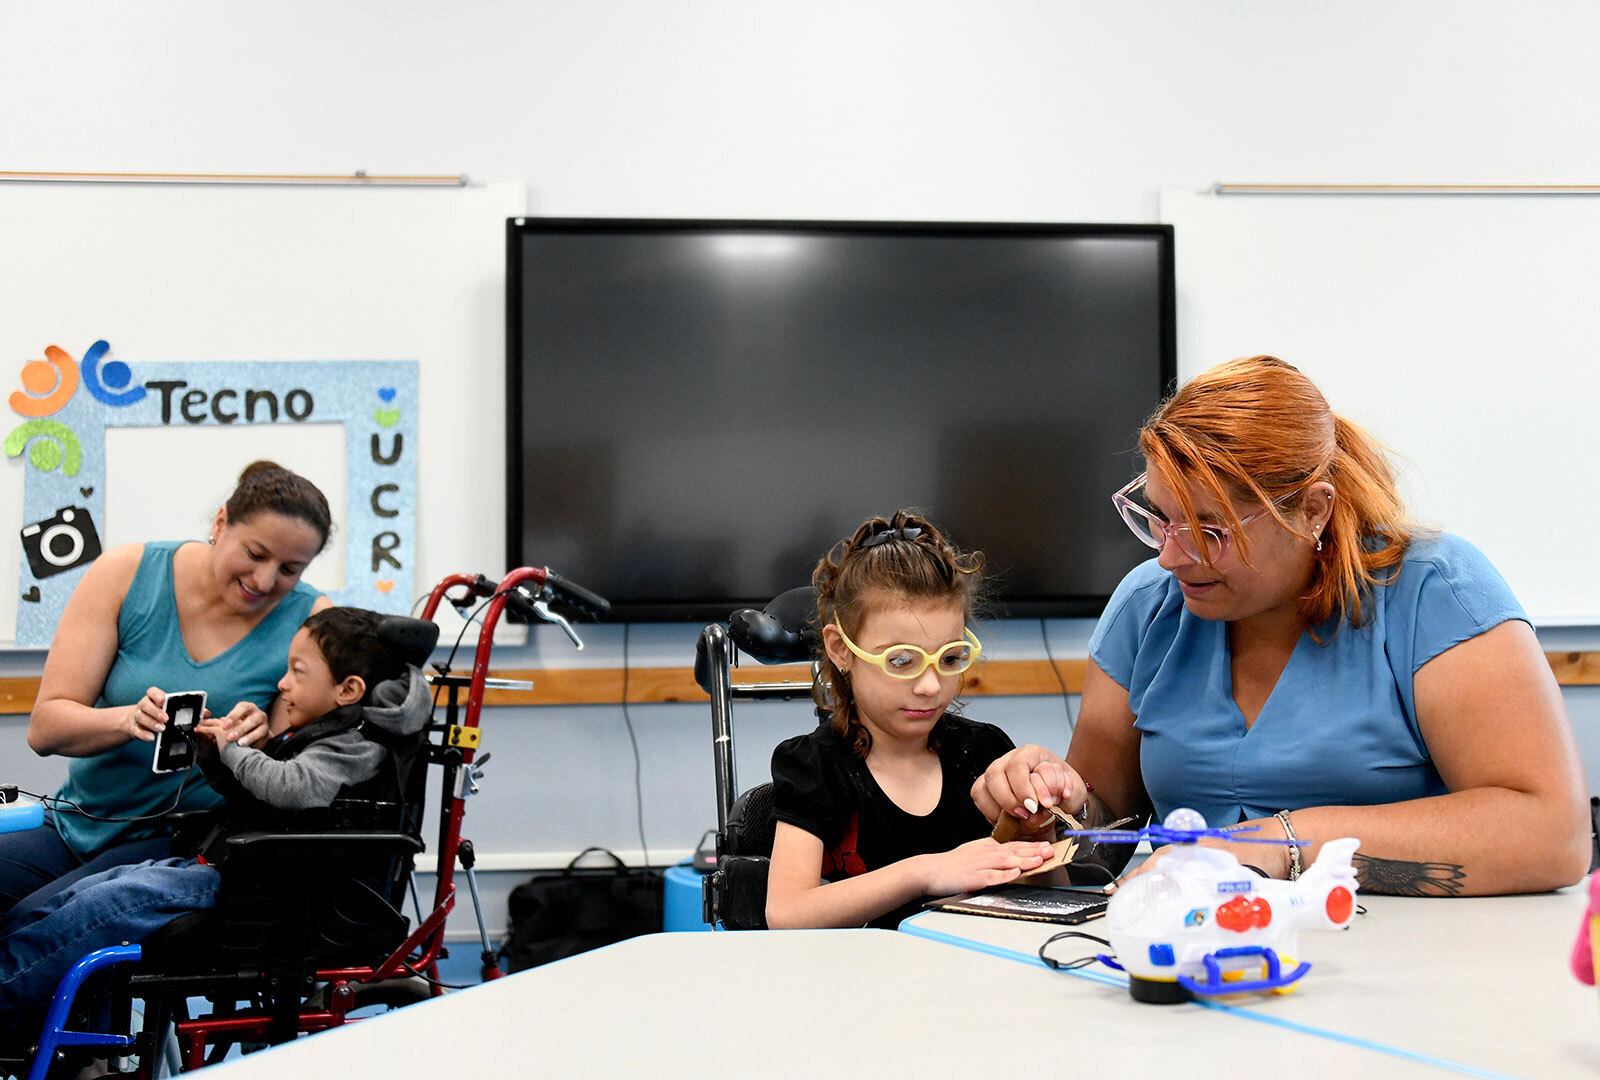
447 726 481 749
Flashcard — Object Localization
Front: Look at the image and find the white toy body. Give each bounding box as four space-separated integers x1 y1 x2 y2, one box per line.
1104 833 1359 999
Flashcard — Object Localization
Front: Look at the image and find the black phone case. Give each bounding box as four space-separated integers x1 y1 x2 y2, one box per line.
151 692 204 773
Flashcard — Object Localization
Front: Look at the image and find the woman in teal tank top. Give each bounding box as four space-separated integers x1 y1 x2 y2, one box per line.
1 461 333 920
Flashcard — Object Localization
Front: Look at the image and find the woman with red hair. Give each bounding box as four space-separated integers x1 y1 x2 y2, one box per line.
974 356 1589 896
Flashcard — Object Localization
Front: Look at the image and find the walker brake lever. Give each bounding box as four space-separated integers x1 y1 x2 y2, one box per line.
456 753 492 798
529 596 585 651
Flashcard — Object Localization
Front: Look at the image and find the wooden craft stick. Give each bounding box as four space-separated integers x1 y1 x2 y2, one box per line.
991 811 1023 844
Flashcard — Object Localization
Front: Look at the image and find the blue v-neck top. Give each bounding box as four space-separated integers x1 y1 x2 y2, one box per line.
55 541 321 857
1087 533 1525 825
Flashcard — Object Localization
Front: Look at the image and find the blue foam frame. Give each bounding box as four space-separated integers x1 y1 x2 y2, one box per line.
8 346 418 645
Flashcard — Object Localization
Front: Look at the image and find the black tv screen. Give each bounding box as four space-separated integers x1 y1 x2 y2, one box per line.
507 218 1175 622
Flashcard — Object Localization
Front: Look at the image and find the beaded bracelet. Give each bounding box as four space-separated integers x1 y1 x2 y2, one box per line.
1274 809 1302 881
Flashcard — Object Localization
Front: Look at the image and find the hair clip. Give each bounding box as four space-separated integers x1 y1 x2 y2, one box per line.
860 526 922 549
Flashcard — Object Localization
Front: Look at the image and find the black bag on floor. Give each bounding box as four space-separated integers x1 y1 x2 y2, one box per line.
499 847 664 973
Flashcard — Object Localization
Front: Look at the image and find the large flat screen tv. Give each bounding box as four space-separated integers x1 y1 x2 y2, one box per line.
507 218 1175 622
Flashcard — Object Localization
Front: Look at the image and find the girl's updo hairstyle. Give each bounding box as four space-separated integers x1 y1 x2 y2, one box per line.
1139 355 1417 629
812 509 985 757
223 460 333 553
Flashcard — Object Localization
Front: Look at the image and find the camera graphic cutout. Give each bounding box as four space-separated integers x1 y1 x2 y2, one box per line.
20 506 103 580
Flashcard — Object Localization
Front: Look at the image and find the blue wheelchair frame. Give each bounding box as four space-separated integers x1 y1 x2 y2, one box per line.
27 945 143 1080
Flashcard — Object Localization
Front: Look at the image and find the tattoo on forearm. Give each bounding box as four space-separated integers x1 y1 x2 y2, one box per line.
1078 793 1114 829
1352 853 1466 897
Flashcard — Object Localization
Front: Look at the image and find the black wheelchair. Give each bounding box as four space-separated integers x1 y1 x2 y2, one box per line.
694 586 821 931
5 566 607 1079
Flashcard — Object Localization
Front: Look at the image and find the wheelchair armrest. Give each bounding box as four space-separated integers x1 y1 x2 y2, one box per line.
221 830 424 863
704 855 769 930
323 798 407 830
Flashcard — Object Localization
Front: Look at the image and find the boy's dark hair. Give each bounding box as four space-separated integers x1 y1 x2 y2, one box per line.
301 607 405 703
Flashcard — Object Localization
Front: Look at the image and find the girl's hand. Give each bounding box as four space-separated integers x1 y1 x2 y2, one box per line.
971 745 1091 833
216 702 269 747
126 686 169 743
922 837 1055 898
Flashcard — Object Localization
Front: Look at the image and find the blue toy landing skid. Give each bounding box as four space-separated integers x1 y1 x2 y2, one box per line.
1178 945 1311 996
1094 946 1311 996
28 944 143 1080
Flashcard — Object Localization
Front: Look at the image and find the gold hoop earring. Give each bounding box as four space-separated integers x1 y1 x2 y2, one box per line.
1315 536 1323 554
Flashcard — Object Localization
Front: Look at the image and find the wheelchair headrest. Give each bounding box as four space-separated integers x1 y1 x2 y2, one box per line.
693 586 820 691
379 616 440 669
728 586 819 665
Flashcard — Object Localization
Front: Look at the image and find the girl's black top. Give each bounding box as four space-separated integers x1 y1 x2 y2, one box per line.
770 714 1015 927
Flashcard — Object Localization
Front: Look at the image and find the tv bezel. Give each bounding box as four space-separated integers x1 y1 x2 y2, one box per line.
506 216 1177 623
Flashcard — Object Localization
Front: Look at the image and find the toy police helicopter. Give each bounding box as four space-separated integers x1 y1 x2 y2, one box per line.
1058 807 1360 1004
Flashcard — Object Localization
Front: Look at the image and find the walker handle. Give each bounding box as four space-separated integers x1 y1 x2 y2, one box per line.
544 571 611 620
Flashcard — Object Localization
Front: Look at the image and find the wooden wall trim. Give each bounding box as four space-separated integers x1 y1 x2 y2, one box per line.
3 652 1596 715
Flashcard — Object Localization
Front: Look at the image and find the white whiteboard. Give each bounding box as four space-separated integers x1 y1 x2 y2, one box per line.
0 181 526 647
1162 189 1600 625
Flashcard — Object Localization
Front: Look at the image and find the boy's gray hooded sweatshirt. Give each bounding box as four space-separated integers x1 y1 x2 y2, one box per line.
201 665 433 813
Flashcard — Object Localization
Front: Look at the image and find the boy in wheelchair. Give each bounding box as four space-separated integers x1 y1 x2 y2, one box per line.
0 606 432 1014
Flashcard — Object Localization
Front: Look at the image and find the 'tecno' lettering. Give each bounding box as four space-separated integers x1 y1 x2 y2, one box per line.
143 381 314 424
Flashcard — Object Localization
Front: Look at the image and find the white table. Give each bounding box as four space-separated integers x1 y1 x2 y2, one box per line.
903 889 1600 1079
203 928 1451 1079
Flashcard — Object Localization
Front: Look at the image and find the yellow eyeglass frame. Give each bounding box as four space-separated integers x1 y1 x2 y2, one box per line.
832 616 982 680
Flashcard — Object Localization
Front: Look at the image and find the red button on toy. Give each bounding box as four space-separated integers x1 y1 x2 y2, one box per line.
1326 886 1354 923
1216 895 1253 932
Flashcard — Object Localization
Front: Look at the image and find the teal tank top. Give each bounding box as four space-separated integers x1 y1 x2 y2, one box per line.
54 540 322 857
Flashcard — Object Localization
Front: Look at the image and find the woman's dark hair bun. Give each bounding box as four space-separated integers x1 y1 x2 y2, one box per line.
223 460 333 552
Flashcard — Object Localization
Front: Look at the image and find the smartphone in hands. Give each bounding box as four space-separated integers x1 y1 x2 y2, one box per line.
151 691 206 774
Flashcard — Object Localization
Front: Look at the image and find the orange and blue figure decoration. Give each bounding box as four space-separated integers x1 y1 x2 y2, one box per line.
1570 873 1600 990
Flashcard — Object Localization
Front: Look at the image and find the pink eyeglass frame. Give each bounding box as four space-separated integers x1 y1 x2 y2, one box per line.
1112 472 1295 562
